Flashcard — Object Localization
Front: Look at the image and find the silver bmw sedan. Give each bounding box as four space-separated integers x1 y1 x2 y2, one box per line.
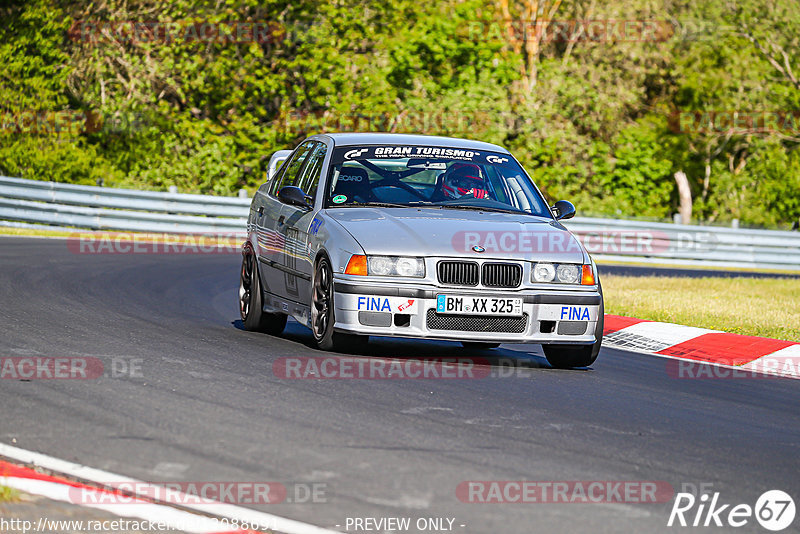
240 133 603 368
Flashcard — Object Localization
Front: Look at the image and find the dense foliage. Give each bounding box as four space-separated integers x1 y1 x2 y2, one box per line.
1 0 798 227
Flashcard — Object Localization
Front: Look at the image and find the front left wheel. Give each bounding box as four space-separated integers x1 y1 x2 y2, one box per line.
311 256 368 352
240 247 287 335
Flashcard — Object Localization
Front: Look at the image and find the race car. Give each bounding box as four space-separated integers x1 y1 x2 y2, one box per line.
239 133 603 368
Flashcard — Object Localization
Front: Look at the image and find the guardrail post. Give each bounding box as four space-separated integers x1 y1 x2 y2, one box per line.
238 189 248 199
673 213 683 224
168 185 178 194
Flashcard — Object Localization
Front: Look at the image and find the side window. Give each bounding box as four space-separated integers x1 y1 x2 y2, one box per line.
271 141 315 196
298 143 328 199
485 166 510 204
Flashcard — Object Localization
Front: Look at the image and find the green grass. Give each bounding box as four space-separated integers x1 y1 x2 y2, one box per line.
0 486 20 503
596 258 800 276
0 227 76 238
0 227 241 246
602 274 800 341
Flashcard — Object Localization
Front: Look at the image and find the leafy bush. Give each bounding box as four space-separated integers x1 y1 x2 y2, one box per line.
1 0 798 227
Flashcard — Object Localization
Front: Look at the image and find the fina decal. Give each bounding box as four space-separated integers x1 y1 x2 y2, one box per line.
356 296 419 314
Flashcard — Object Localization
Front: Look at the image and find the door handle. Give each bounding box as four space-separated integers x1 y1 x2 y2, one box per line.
257 206 264 216
278 215 286 226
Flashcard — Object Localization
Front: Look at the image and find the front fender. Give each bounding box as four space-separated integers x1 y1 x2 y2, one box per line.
312 211 365 273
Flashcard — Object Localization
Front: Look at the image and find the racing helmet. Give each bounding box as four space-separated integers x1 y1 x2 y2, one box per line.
441 163 489 200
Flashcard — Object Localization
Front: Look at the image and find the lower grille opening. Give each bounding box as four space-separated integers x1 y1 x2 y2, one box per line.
359 311 392 327
540 320 556 333
557 321 588 335
426 309 528 333
394 314 411 327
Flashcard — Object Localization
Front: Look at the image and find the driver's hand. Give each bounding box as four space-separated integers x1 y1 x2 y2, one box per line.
471 189 489 199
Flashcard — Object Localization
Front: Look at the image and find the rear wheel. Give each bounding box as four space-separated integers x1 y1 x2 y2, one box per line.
311 256 368 352
240 247 287 335
460 342 501 350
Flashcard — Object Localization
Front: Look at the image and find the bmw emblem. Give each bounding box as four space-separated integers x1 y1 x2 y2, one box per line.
472 245 485 253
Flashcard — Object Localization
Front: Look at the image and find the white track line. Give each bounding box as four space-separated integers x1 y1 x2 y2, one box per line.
615 322 719 346
0 443 340 534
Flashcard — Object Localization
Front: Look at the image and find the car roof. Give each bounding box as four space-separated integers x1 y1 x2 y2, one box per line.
313 133 510 154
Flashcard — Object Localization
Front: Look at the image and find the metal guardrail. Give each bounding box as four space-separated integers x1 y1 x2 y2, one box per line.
0 175 798 271
0 175 249 234
563 217 800 271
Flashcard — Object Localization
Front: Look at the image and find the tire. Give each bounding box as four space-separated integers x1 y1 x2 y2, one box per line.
542 344 597 369
460 342 501 350
311 256 368 352
543 285 604 369
240 247 287 335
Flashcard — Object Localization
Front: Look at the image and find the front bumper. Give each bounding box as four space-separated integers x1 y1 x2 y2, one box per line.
332 278 602 344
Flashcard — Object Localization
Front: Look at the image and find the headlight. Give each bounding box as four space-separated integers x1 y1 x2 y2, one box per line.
533 263 588 284
367 256 425 278
532 262 556 282
556 264 580 284
368 256 394 276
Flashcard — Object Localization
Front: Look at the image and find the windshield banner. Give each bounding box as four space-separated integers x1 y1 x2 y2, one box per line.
337 146 508 164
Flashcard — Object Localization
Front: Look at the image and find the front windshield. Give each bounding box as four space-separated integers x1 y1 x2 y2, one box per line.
325 144 551 217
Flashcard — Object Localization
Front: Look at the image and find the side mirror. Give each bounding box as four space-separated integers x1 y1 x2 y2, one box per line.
267 150 293 181
278 186 312 209
551 200 576 220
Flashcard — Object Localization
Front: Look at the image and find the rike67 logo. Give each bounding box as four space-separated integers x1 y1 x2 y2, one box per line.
668 490 795 531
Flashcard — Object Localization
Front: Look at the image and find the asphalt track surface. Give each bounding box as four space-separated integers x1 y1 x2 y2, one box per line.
1 236 798 533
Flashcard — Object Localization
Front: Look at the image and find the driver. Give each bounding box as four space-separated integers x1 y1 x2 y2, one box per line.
441 163 490 200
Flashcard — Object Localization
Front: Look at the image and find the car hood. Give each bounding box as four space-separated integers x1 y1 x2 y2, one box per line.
326 207 585 263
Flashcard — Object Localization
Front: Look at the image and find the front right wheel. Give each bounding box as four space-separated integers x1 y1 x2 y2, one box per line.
542 343 599 369
311 256 368 352
543 288 604 369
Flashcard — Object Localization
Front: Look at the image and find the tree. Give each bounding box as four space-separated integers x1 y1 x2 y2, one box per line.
495 0 565 95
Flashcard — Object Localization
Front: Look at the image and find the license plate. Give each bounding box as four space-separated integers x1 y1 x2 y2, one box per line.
436 295 523 316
